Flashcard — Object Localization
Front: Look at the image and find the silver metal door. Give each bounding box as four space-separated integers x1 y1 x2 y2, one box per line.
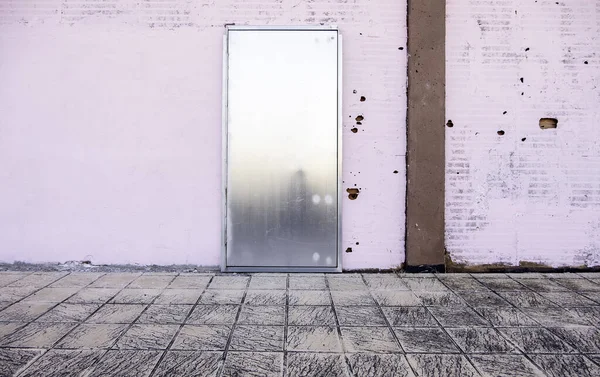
222 26 342 272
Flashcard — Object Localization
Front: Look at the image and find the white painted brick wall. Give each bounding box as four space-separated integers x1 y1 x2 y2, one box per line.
0 0 407 269
446 0 600 267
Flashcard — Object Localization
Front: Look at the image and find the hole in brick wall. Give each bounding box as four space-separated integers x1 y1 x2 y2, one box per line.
355 242 359 245
356 121 362 125
355 115 364 122
345 247 353 253
393 170 399 174
398 47 404 50
584 61 589 65
360 96 366 102
346 188 360 200
503 111 507 114
525 47 530 51
520 77 524 83
351 128 358 133
539 118 558 129
353 89 357 94
497 130 505 136
446 120 454 127
522 137 527 142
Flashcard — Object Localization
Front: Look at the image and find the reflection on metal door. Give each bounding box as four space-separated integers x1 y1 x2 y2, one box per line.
222 26 342 272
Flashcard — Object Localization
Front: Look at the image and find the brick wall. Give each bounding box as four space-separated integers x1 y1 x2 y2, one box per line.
446 0 600 267
0 0 407 268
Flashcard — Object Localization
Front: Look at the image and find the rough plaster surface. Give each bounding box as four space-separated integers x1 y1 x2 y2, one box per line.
446 0 600 267
0 0 407 269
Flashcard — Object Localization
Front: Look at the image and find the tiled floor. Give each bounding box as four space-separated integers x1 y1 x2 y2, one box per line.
0 271 599 376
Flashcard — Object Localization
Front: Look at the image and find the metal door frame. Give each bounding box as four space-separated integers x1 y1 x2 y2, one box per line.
221 25 343 272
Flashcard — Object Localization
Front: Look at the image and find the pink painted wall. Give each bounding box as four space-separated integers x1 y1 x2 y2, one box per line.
0 1 407 269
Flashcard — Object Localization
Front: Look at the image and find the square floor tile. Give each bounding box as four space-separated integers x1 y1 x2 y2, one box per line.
17 349 104 377
364 277 410 291
0 286 39 301
286 326 341 352
199 290 245 305
35 303 100 322
114 324 179 349
167 275 211 289
187 305 239 325
552 279 600 292
56 324 128 349
0 349 42 377
171 325 231 351
244 290 286 306
382 307 439 327
66 288 120 304
0 322 76 348
428 306 488 327
0 302 55 321
208 276 249 290
152 351 222 377
468 354 545 377
529 355 600 377
456 291 511 307
404 278 449 292
328 278 368 291
394 327 459 353
88 274 141 288
406 354 480 377
288 276 326 290
475 307 539 327
86 304 146 324
331 291 377 306
238 306 284 325
371 291 420 306
447 328 515 353
127 275 174 289
50 273 105 288
476 277 528 291
568 307 600 327
0 322 27 338
223 352 283 377
437 276 488 291
498 291 558 308
287 353 347 377
549 326 600 353
88 350 161 377
341 326 400 352
22 288 80 303
336 306 387 326
512 278 570 292
288 306 336 326
153 289 202 305
498 327 576 353
521 307 592 327
416 292 466 307
137 305 192 324
288 290 331 306
110 289 162 304
347 353 415 377
539 292 598 307
8 273 67 288
248 276 287 290
229 325 284 351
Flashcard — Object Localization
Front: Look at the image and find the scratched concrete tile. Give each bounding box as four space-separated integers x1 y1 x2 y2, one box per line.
153 289 202 305
406 354 480 377
127 275 174 289
544 273 584 279
248 276 287 290
88 350 161 377
521 307 592 327
327 277 368 291
497 291 558 308
86 304 146 323
137 304 192 324
475 307 539 327
0 273 29 288
21 287 80 303
437 276 489 291
455 291 511 307
0 302 10 311
170 325 231 351
415 292 466 307
335 306 387 326
447 328 515 353
229 325 284 351
529 355 600 377
199 290 245 305
403 278 450 292
549 326 600 353
394 328 460 353
50 273 105 288
56 324 128 349
244 290 286 306
286 326 341 352
498 327 576 353
110 289 162 304
8 273 67 288
511 278 570 292
382 307 439 327
288 306 336 326
552 278 600 292
66 288 121 304
568 307 600 328
340 326 401 352
475 277 528 291
468 354 545 377
0 322 76 347
0 286 38 301
347 353 415 377
539 291 599 307
428 307 489 327
580 292 600 304
17 349 104 377
152 351 222 377
370 291 419 306
167 275 211 289
223 352 283 377
0 302 55 321
287 353 347 377
238 305 285 325
288 276 327 290
35 303 100 322
0 348 42 377
114 324 179 350
288 290 331 305
363 276 410 291
207 276 249 290
0 322 27 338
87 273 141 288
187 305 239 325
